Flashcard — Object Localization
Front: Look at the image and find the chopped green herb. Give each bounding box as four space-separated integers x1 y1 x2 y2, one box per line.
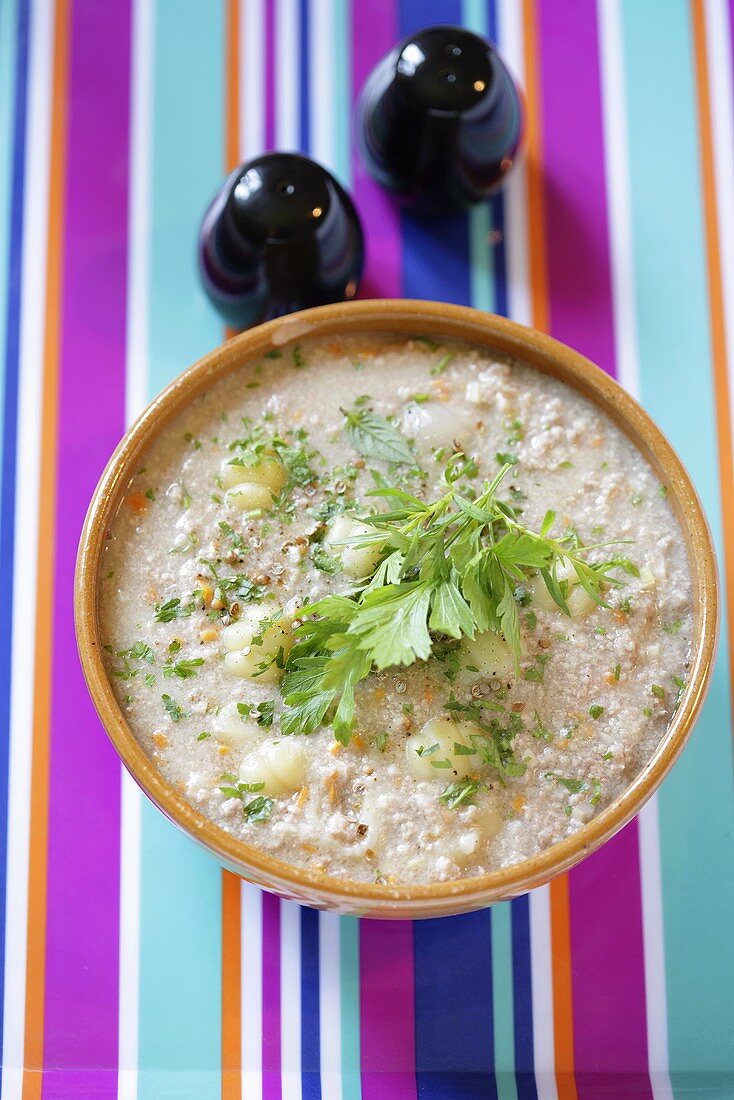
154 597 194 623
495 452 518 466
292 344 306 368
663 619 681 635
145 487 156 502
264 349 282 359
612 663 621 681
342 406 415 466
162 694 187 722
651 683 666 701
311 546 343 574
163 657 204 680
374 731 389 753
430 352 454 376
439 777 482 809
589 704 604 720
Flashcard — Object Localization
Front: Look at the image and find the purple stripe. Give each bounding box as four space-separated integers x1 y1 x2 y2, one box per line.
350 0 402 298
536 0 651 1090
265 0 276 151
262 892 282 1100
360 921 417 1100
42 0 130 1090
537 0 616 377
570 827 651 1086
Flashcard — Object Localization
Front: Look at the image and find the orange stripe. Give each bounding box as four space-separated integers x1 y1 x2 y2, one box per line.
226 0 240 172
522 1 576 1095
549 877 577 1100
222 871 243 1100
690 0 734 698
222 5 243 1098
22 0 70 1094
521 0 550 335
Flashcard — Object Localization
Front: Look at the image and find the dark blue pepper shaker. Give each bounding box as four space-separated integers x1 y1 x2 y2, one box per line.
198 153 364 331
356 25 523 213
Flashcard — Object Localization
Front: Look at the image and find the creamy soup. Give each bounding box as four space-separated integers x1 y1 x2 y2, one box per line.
100 334 692 884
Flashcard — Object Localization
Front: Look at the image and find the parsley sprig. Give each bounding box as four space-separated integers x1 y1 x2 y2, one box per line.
279 461 629 744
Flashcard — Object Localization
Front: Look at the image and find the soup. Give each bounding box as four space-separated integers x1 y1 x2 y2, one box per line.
100 334 692 884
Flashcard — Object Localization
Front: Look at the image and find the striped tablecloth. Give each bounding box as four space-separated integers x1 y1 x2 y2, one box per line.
1 0 733 1096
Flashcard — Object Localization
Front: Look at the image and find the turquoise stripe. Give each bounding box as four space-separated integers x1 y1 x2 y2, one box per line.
332 0 351 187
463 0 496 314
340 917 362 1100
620 0 734 1079
138 2 225 1097
0 0 19 510
492 904 518 1100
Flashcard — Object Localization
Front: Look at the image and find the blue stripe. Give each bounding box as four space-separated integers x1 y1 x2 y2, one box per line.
299 0 310 154
489 193 508 317
0 0 28 1076
301 906 322 1098
511 896 537 1100
414 913 498 1099
399 0 472 310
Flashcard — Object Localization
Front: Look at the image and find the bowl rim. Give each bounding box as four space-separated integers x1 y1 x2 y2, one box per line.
75 299 719 914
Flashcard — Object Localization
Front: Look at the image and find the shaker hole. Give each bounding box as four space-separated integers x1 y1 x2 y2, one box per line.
277 180 296 195
438 68 457 84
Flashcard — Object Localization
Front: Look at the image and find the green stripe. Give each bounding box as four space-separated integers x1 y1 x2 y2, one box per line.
332 0 351 187
463 0 496 314
0 0 19 497
138 2 225 1096
620 0 734 1077
340 916 362 1100
492 903 518 1100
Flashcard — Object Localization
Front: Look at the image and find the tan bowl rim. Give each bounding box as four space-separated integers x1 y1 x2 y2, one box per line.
75 299 718 912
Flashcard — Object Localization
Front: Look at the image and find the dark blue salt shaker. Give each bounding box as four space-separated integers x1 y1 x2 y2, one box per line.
198 153 364 331
357 25 523 213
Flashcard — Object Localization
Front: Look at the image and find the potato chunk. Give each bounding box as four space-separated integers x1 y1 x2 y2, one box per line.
221 455 287 492
222 605 293 683
406 716 483 780
460 631 513 677
238 738 306 796
528 557 597 618
212 701 259 747
323 516 383 579
226 482 278 512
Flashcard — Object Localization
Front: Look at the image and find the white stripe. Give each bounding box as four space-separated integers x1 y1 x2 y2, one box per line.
117 1 154 1094
319 912 342 1100
496 2 556 1094
241 0 264 161
280 901 302 1100
124 0 153 427
241 882 264 1098
638 801 673 1100
597 4 672 1096
496 0 532 329
528 886 557 1100
309 0 335 169
706 0 734 441
275 0 299 151
1 0 53 1093
597 0 640 396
